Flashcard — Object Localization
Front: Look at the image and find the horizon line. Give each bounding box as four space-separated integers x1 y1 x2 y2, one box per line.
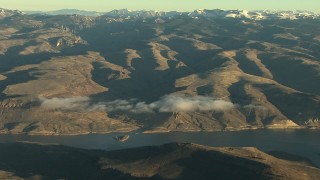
2 7 318 14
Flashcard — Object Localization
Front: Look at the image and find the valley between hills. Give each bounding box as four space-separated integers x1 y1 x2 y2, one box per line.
0 8 319 135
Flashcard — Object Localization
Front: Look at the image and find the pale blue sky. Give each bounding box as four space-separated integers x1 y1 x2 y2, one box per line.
1 0 319 13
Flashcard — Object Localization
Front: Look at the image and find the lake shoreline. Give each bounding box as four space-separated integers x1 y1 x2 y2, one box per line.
1 128 320 167
0 125 317 136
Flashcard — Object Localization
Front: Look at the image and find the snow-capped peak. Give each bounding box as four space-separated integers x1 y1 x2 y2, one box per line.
0 8 22 18
19 8 319 21
195 9 205 14
189 9 319 20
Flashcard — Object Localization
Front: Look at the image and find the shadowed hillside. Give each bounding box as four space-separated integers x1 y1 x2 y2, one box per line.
0 142 319 179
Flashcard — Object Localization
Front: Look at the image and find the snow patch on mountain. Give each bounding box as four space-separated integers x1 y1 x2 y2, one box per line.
0 8 22 18
191 9 319 20
1 7 319 20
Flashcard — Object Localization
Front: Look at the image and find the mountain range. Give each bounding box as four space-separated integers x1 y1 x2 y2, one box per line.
21 8 320 20
0 8 319 134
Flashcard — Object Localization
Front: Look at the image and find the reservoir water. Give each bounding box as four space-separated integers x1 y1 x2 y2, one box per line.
0 129 319 167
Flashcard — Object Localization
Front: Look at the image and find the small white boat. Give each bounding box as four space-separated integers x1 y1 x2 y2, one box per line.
113 135 130 142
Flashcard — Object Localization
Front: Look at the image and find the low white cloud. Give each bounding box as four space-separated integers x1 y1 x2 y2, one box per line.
40 96 106 112
104 99 154 113
40 95 235 113
150 95 234 112
243 104 267 110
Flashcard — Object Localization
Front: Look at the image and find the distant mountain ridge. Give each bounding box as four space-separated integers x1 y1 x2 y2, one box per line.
26 9 105 16
189 9 320 20
18 8 320 20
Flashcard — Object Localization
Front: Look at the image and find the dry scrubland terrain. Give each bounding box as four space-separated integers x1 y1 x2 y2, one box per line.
0 9 319 134
0 142 319 179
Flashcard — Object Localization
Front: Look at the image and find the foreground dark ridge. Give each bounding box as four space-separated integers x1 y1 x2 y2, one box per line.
0 8 319 134
0 142 319 180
